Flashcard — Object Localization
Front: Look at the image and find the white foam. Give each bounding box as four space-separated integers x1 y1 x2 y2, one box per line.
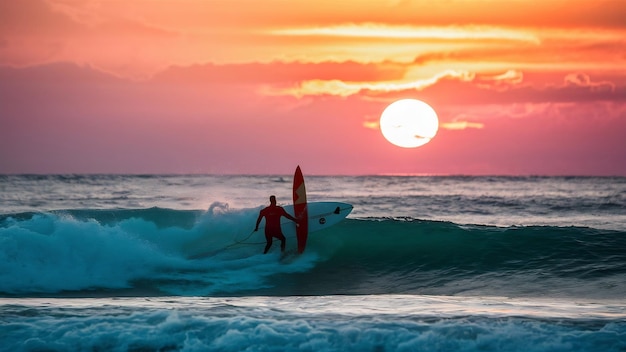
2 296 625 352
0 206 318 295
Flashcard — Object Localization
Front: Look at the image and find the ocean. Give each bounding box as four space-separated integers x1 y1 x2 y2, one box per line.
1 174 625 351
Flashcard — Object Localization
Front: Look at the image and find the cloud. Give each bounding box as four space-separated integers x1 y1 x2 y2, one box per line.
152 60 405 85
257 62 626 110
0 0 180 77
475 70 524 91
264 69 475 97
564 73 615 92
3 0 625 82
0 0 80 34
268 23 539 43
400 70 626 108
362 120 380 130
441 121 485 130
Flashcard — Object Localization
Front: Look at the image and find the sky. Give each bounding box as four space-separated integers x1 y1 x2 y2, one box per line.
1 0 625 175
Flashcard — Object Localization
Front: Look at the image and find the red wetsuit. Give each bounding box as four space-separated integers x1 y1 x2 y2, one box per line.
256 203 297 254
260 205 289 237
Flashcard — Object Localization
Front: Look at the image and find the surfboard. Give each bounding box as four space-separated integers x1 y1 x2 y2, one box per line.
188 201 353 259
278 201 352 237
293 165 308 253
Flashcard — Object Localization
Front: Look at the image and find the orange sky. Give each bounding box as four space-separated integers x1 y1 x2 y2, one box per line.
1 0 625 175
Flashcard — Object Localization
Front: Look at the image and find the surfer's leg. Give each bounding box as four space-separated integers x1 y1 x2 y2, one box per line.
264 234 273 254
278 234 286 252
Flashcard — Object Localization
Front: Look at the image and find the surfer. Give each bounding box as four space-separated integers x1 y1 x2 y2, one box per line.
255 195 298 254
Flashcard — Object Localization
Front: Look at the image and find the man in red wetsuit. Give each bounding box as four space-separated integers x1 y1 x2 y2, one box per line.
254 195 298 254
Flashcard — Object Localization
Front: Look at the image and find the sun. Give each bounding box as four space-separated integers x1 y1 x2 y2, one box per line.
380 99 439 148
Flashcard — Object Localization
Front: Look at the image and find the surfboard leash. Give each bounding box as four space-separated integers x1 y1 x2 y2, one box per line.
225 230 264 249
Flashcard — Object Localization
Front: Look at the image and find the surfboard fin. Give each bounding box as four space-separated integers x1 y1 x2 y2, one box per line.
334 207 341 214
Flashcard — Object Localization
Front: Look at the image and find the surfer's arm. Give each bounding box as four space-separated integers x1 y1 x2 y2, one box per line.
282 209 298 223
254 212 263 231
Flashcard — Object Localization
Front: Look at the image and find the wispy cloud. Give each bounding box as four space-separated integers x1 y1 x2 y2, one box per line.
268 24 540 43
441 121 485 130
263 70 475 97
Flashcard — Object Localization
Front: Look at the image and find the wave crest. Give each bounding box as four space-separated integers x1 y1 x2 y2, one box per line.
1 208 624 298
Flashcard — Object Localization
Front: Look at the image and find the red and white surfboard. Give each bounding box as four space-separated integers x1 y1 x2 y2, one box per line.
292 165 308 253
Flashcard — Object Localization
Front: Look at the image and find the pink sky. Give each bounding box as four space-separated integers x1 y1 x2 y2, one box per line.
1 0 625 175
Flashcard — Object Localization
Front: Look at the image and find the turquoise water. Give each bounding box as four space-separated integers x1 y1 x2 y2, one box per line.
1 175 625 351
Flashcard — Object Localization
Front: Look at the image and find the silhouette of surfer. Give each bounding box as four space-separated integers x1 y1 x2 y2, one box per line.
255 195 298 254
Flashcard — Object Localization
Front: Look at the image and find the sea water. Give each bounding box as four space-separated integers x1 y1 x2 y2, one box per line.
1 175 625 351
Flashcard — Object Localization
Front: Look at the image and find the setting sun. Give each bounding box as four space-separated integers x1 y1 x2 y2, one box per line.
379 99 439 148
